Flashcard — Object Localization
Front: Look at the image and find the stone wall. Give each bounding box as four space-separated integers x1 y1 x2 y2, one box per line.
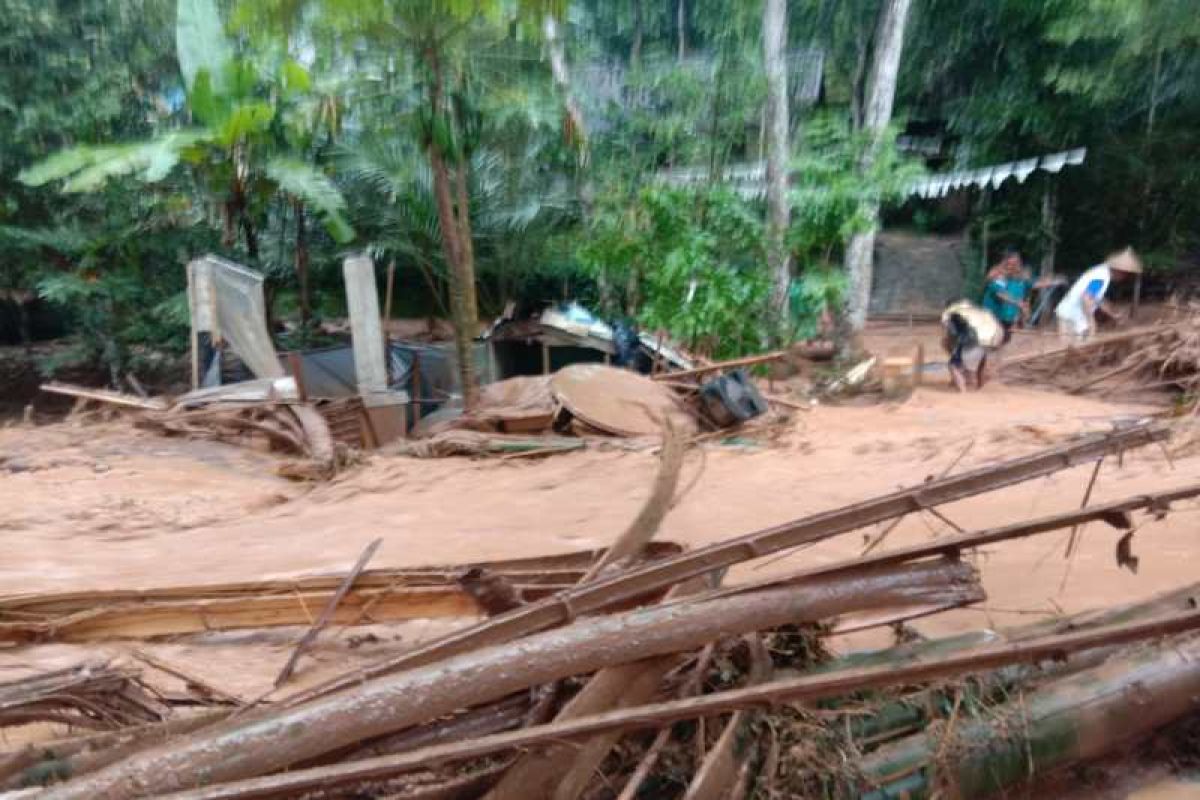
869 231 968 316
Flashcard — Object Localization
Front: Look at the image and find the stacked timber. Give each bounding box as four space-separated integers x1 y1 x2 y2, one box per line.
5 425 1200 799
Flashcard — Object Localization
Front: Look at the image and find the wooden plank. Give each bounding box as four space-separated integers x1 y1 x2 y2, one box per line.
39 382 166 412
0 543 684 612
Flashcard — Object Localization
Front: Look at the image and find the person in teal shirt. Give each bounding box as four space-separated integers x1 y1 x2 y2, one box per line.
982 249 1031 343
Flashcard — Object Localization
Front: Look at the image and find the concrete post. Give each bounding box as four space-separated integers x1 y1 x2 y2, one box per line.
342 254 389 402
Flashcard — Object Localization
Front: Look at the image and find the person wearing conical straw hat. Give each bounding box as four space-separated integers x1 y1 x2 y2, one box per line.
940 300 1004 392
1054 247 1142 344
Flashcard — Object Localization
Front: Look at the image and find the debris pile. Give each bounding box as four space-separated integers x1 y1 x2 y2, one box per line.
5 424 1200 799
403 354 789 458
1004 317 1200 408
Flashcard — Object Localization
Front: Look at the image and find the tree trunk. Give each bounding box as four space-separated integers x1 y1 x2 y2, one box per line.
762 0 791 334
843 0 913 334
1138 46 1163 243
707 52 727 183
294 201 311 332
430 149 481 411
544 13 605 306
425 47 480 411
630 0 643 66
544 14 587 163
452 162 479 333
676 0 686 62
40 560 977 800
850 26 871 131
1040 179 1057 278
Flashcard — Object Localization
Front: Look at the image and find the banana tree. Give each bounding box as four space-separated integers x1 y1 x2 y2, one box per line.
19 0 353 331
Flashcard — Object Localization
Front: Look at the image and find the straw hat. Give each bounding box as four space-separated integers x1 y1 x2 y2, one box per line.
1106 247 1143 274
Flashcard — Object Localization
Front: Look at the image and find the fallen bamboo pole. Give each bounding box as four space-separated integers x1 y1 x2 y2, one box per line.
1 711 229 791
695 481 1200 605
40 559 980 800
39 382 168 411
292 425 1166 703
856 633 1200 799
148 608 1200 800
650 351 785 381
488 432 692 800
1001 325 1171 370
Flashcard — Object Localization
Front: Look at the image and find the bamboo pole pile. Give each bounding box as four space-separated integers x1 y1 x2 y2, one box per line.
1003 317 1200 407
7 425 1200 799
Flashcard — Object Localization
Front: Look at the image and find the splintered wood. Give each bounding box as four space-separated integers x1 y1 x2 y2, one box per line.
0 545 684 644
13 425 1200 800
0 662 167 731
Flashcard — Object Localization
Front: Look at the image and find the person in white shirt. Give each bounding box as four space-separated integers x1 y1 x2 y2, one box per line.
1054 248 1142 343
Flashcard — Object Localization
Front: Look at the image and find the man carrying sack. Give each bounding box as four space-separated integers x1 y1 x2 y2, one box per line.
1054 247 1143 343
941 300 1005 392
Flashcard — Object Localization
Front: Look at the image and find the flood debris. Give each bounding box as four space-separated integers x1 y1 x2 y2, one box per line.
0 545 683 644
39 382 168 413
8 424 1199 799
0 662 167 732
1004 315 1200 409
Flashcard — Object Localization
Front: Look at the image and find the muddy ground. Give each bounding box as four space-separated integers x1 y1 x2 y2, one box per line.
1 326 1198 797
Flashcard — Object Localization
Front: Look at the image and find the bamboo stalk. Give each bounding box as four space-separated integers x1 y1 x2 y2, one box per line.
290 427 1165 705
40 560 980 800
146 609 1200 800
650 351 785 381
857 634 1200 799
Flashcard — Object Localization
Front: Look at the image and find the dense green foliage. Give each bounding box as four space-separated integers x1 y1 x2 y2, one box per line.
4 0 1200 380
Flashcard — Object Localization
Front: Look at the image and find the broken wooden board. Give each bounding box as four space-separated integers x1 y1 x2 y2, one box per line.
0 544 683 644
39 382 167 412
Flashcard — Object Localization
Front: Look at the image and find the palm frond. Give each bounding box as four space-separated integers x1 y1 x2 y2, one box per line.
265 157 355 243
19 131 213 192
